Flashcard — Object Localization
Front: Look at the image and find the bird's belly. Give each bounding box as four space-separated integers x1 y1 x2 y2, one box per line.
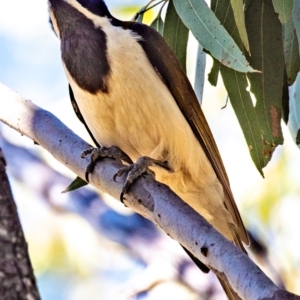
66 66 234 241
66 48 219 190
70 75 191 163
65 45 199 166
63 21 203 168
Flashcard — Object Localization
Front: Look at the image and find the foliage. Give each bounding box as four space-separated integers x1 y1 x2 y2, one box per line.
139 0 300 176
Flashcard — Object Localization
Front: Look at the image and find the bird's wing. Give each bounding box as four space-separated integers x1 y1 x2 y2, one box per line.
129 22 249 245
68 84 100 147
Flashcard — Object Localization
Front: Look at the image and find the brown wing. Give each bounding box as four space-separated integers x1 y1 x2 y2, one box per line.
130 22 249 245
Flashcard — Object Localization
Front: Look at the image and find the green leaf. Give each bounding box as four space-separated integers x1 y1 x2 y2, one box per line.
293 1 300 56
272 0 293 24
173 0 255 73
230 0 250 52
151 14 164 35
150 0 166 34
282 71 289 124
62 176 88 193
213 0 286 173
206 0 225 85
283 17 300 85
211 0 234 33
220 66 266 174
288 73 300 146
245 0 284 158
208 58 220 86
208 0 227 86
212 0 267 173
194 44 206 104
163 0 189 71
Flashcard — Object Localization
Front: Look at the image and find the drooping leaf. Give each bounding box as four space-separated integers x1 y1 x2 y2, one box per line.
230 0 250 52
208 58 220 86
282 70 290 124
62 176 88 193
220 66 266 174
151 12 164 35
173 0 256 73
163 0 189 71
288 73 300 147
245 0 284 160
293 1 300 57
283 16 300 85
194 43 206 104
212 0 267 173
272 0 293 24
208 0 228 87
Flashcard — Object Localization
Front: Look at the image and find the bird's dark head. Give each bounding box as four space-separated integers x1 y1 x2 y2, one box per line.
76 0 111 17
48 0 110 14
48 0 112 93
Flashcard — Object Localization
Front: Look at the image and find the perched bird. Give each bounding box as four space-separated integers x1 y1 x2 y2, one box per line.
48 0 249 298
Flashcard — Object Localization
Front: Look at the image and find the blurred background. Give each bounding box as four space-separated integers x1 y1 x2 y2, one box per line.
1 0 300 299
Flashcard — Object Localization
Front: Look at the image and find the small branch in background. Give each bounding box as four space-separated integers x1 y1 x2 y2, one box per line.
0 148 41 299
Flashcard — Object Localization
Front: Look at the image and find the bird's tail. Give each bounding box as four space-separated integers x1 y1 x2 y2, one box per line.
218 224 247 300
183 224 247 299
183 241 244 300
218 276 242 300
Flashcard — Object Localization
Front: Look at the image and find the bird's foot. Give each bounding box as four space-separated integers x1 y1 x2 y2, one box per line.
81 146 133 182
113 156 173 203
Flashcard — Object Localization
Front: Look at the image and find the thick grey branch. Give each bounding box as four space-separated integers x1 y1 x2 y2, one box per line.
0 82 298 300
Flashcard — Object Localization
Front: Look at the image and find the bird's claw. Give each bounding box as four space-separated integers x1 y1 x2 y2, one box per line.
113 156 173 203
82 146 133 182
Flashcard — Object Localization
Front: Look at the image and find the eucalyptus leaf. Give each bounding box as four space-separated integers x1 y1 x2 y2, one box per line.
293 1 300 57
163 0 189 71
208 58 220 87
194 43 206 104
62 176 88 193
173 0 255 73
283 17 300 85
282 71 290 124
288 73 300 147
272 0 293 24
212 0 267 173
230 0 250 52
245 0 284 158
220 66 266 174
151 14 164 34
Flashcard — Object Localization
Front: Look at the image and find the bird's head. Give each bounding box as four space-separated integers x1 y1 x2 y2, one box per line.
48 0 112 93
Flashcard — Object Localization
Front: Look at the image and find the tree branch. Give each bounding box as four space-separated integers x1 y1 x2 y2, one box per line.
0 82 298 300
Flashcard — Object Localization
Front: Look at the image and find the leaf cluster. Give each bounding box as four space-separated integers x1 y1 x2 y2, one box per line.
137 0 300 175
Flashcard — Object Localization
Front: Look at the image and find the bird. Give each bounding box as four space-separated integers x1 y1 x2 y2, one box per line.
48 0 249 298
